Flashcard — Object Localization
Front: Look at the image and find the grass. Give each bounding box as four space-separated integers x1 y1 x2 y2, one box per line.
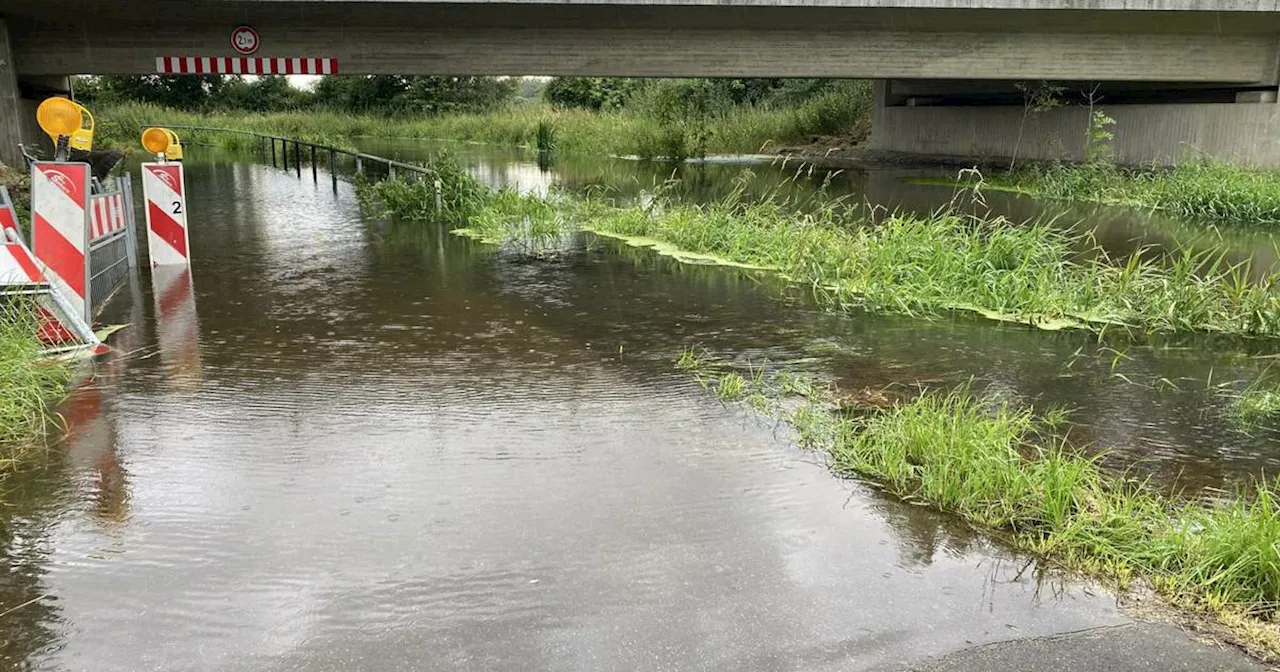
94 85 872 158
682 357 1280 659
0 304 72 479
982 160 1280 227
363 165 1280 338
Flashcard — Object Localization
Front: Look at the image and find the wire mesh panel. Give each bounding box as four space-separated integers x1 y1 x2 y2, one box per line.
85 175 137 319
0 285 101 356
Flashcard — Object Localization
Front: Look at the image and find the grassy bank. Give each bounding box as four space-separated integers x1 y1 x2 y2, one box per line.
361 167 1280 338
682 357 1280 658
95 84 872 158
0 308 71 483
979 161 1280 227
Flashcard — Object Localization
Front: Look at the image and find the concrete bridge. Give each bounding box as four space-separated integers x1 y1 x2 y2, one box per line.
4 0 1280 166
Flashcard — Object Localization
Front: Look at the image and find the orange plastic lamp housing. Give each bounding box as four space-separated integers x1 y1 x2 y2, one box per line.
141 127 171 155
36 97 82 143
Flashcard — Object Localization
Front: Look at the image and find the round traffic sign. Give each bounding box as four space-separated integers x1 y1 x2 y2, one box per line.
230 25 260 55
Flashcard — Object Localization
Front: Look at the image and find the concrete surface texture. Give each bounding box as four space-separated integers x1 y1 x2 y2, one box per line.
870 99 1280 168
5 2 1280 80
114 0 1280 9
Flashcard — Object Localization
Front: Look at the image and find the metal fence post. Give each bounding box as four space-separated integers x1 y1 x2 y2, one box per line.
281 138 287 170
330 148 338 193
123 174 138 269
294 141 301 178
311 145 317 183
271 138 277 167
356 156 363 174
389 163 396 180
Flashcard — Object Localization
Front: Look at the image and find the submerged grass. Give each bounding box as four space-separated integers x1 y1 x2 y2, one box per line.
684 359 1280 658
985 161 1280 227
0 305 72 480
365 165 1280 338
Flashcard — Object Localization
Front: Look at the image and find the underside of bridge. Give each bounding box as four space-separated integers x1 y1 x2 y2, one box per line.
3 1 1280 166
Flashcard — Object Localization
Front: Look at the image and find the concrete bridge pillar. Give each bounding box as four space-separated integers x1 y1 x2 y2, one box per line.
0 16 26 169
0 17 65 168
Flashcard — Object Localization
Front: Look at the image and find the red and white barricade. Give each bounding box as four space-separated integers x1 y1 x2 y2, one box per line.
1 183 103 353
90 188 128 240
86 174 138 313
30 161 91 320
141 163 190 267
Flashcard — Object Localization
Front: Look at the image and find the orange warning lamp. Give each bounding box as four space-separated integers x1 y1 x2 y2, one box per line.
37 97 94 158
142 127 183 161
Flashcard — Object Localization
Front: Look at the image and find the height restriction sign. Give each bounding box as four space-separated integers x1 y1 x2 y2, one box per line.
231 25 259 55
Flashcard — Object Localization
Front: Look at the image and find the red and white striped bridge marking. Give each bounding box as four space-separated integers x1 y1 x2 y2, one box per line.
141 163 190 267
90 191 128 241
30 162 90 320
156 57 337 75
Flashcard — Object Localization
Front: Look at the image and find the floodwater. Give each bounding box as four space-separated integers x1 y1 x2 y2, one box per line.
2 143 1278 670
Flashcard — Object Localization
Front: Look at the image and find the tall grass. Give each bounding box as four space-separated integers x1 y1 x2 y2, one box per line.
0 304 71 474
991 160 1280 227
355 151 490 224
365 167 1280 338
686 361 1280 657
585 180 1280 336
95 86 872 158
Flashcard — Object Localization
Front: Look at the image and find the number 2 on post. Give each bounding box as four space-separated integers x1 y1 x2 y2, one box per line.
172 201 183 215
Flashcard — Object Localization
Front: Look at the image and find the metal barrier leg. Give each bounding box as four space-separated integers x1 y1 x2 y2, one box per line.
294 141 301 178
311 145 317 183
282 138 288 171
271 139 277 167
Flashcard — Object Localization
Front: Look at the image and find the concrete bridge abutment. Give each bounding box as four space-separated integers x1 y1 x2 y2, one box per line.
868 78 1280 168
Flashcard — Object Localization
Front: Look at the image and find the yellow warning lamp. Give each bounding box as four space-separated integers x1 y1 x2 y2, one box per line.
163 129 184 161
142 127 184 161
37 97 94 158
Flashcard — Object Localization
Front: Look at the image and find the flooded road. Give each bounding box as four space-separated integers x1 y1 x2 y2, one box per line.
1 146 1277 670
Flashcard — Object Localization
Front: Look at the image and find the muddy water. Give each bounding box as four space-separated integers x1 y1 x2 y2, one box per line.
0 146 1278 670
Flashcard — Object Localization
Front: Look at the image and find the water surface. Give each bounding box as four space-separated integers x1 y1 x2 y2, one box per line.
2 146 1278 670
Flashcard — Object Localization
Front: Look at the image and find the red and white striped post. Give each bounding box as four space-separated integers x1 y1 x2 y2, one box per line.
30 161 91 321
141 163 190 266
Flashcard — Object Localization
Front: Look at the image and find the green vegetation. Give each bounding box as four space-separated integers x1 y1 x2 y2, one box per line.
681 357 1280 658
369 163 1280 338
355 152 490 225
92 78 872 159
982 161 1280 227
0 306 71 479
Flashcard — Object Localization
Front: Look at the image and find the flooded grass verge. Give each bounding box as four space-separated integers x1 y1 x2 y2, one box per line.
0 309 71 489
921 161 1280 228
361 167 1280 339
679 355 1280 660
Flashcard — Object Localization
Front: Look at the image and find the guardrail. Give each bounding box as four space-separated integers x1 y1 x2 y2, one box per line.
138 124 438 193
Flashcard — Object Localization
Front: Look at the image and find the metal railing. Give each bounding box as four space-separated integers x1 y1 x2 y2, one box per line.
141 124 438 193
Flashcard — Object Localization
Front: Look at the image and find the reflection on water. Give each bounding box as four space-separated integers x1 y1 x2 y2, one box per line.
0 146 1277 669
